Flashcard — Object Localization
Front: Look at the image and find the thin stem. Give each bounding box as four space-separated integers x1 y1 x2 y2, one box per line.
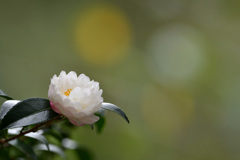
0 115 62 145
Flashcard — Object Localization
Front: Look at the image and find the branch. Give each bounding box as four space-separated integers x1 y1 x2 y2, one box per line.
0 115 62 145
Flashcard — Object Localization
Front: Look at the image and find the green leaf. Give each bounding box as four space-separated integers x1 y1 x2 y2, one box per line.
34 144 66 159
8 127 23 135
62 138 78 149
25 132 49 151
44 129 63 142
0 100 20 120
62 138 94 160
8 128 50 154
0 129 8 139
101 103 130 123
0 98 59 131
90 124 94 130
98 108 106 117
90 109 106 131
75 147 94 160
6 110 59 130
0 90 13 100
0 149 10 159
94 113 105 134
9 139 37 160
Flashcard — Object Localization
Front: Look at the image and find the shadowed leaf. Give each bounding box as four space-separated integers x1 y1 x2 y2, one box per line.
94 113 105 134
75 147 94 160
9 139 37 160
101 103 129 123
0 100 20 120
25 132 49 151
34 144 66 159
0 98 59 131
0 90 13 100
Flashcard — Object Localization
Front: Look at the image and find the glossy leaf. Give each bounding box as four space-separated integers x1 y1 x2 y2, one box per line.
25 132 49 151
6 110 59 130
61 138 94 160
8 128 50 154
0 100 20 120
0 90 13 100
62 138 78 149
34 144 66 159
101 103 129 123
9 139 37 160
0 98 59 131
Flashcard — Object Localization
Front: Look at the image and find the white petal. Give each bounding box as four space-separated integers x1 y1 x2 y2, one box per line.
78 114 100 124
48 71 103 126
59 71 67 77
68 71 77 79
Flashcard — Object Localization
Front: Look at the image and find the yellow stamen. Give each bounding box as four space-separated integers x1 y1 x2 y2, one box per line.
64 89 72 96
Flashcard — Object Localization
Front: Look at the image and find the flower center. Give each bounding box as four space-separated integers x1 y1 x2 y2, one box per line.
64 89 72 96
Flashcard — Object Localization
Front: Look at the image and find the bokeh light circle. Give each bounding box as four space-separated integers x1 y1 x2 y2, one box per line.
146 24 205 86
74 4 131 66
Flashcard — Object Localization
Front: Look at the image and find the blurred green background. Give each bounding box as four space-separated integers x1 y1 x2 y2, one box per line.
1 0 240 159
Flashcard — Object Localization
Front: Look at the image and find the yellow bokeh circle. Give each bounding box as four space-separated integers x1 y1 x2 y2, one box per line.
74 4 131 66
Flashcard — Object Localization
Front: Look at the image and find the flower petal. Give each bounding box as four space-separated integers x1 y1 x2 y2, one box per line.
48 71 103 126
79 114 100 124
68 118 85 126
50 101 62 114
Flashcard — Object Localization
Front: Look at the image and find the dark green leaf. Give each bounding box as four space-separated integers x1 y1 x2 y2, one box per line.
101 103 129 123
0 129 8 139
75 147 94 160
9 139 37 160
8 128 50 154
34 144 66 159
0 148 10 159
0 90 13 100
44 129 63 142
94 113 105 134
25 132 49 151
6 110 59 130
90 124 94 130
90 109 106 131
0 98 59 131
62 138 94 160
0 100 20 120
97 108 106 117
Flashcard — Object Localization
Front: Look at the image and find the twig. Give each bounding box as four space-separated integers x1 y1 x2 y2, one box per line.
0 115 62 145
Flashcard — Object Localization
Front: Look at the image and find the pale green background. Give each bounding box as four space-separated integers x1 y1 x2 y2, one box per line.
1 1 240 159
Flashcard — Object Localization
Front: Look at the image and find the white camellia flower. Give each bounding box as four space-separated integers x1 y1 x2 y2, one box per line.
48 71 103 126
